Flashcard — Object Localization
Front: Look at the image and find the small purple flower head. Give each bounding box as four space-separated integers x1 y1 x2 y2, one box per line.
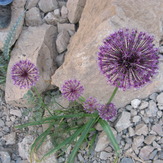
83 97 99 113
98 28 159 90
98 103 117 121
61 79 84 101
11 60 39 89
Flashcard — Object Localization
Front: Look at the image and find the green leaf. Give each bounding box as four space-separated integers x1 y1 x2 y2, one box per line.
99 119 120 156
68 116 98 163
41 126 84 161
30 124 54 159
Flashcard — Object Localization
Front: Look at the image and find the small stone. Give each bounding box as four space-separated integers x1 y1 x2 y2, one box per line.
0 151 11 163
139 101 149 110
54 9 60 17
149 93 158 101
144 135 156 145
25 0 39 9
142 116 150 123
10 116 16 122
158 150 163 159
56 53 65 67
153 141 161 150
132 115 141 123
139 146 154 161
57 23 75 36
3 132 16 145
156 92 163 104
44 12 57 25
56 30 70 53
135 123 148 136
38 0 58 13
100 151 112 160
18 135 35 159
61 6 68 19
120 157 134 163
132 135 144 150
10 109 22 117
128 127 135 137
153 160 163 163
146 100 158 117
3 126 10 133
104 146 112 153
95 122 103 131
140 110 145 115
67 0 86 23
95 131 109 152
115 111 131 132
149 149 158 160
152 124 163 136
78 153 84 162
130 109 137 116
25 7 43 26
157 111 162 118
158 104 163 110
0 119 5 127
125 105 132 111
131 99 141 108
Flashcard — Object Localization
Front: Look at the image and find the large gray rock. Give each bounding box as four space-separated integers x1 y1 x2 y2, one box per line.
5 24 58 107
67 0 86 23
0 0 26 50
51 0 163 108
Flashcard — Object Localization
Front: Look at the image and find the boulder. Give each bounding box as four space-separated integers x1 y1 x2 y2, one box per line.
51 0 163 108
0 0 26 50
5 24 58 107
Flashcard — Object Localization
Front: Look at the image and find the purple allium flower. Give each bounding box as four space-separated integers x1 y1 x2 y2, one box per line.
98 103 117 121
98 28 159 90
83 97 99 113
11 60 39 89
61 79 84 101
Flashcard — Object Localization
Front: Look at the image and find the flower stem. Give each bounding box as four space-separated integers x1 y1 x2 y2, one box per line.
107 87 118 105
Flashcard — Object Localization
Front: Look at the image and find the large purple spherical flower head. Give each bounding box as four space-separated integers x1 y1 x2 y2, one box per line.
98 103 117 121
83 97 99 113
11 60 39 89
98 28 159 90
61 79 84 101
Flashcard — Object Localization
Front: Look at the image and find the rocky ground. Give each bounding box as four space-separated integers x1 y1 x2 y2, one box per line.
0 0 163 163
0 88 163 163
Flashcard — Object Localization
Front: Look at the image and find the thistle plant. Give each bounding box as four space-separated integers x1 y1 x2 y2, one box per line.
98 28 159 89
15 28 159 163
11 60 39 89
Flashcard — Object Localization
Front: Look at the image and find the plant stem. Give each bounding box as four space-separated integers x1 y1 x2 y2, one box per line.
107 87 118 105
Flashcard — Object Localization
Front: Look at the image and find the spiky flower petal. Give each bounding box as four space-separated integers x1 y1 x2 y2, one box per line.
98 103 117 121
61 79 84 101
98 28 159 90
83 97 99 113
11 60 39 89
